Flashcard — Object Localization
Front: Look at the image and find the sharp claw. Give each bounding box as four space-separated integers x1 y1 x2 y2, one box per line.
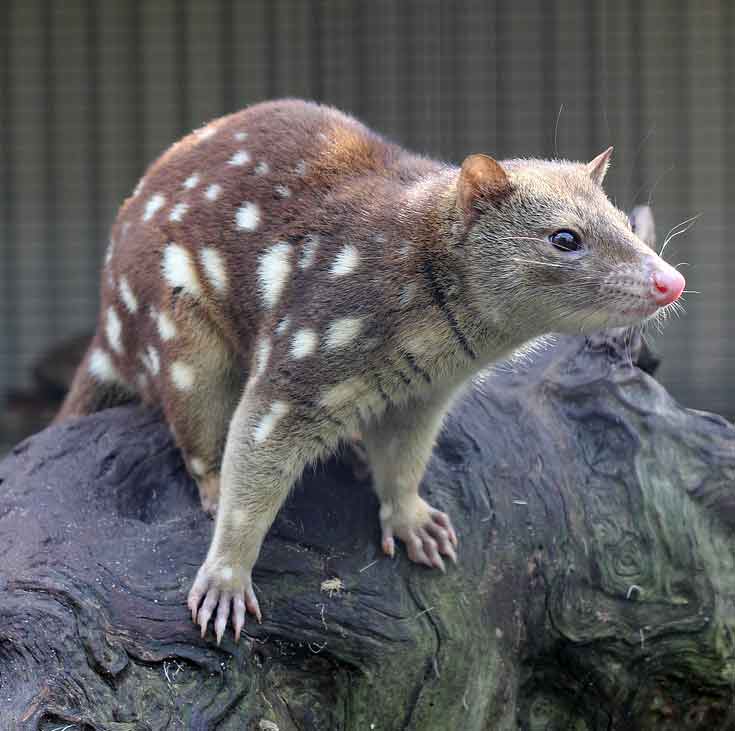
245 587 262 623
215 592 231 646
234 596 246 642
445 543 458 564
198 589 219 637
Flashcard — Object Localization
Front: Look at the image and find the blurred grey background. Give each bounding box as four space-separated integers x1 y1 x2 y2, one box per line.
0 0 732 426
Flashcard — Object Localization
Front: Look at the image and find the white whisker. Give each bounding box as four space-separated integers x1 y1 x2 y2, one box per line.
659 214 700 258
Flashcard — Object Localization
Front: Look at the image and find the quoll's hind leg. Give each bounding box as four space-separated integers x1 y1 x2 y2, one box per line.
362 391 459 571
54 335 135 422
188 381 336 644
159 308 244 516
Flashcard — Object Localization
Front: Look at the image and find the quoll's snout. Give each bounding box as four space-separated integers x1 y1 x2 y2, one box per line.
650 259 686 307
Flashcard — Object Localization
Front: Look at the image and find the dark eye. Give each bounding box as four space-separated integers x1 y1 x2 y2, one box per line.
549 229 582 252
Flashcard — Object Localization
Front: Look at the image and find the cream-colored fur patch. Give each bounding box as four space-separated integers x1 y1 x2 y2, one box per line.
119 277 138 313
290 328 318 359
253 401 289 443
105 307 123 355
162 243 201 296
88 348 119 382
199 248 228 294
330 244 360 276
171 361 195 391
258 242 292 309
324 317 363 350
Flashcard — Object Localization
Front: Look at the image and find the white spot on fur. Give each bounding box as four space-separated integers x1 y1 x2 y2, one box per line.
183 173 200 190
325 317 363 350
195 125 217 140
105 237 115 266
234 131 248 141
290 329 318 359
157 310 177 341
330 244 360 276
254 161 270 175
228 149 251 166
257 242 291 308
171 361 195 391
205 183 222 201
275 316 291 335
89 348 119 382
295 160 307 176
254 338 271 379
132 179 145 198
142 193 165 221
253 401 289 443
190 457 206 477
162 243 201 296
399 282 417 306
169 202 189 222
199 248 228 293
236 201 260 231
274 184 291 198
299 234 319 270
141 345 160 376
119 277 138 313
105 307 123 354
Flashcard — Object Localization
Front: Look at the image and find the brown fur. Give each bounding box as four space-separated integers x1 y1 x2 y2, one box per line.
57 99 682 643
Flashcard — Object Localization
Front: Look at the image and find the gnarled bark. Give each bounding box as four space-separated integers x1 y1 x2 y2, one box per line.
1 331 734 730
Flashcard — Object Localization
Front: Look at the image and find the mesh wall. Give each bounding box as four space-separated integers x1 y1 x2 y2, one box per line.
0 0 732 416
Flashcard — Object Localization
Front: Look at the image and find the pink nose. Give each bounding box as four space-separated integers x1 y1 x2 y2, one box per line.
651 264 685 306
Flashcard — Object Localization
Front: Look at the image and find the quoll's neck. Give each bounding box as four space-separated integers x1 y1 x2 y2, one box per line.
363 167 525 379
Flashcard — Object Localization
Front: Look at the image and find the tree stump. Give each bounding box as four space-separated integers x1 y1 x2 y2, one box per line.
1 332 734 730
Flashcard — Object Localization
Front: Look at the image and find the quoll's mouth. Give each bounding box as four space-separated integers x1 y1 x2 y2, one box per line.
600 256 686 329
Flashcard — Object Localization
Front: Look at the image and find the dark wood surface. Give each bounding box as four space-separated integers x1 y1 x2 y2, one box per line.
2 332 734 730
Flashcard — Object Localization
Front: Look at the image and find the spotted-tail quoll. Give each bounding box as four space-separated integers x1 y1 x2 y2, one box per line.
57 99 686 644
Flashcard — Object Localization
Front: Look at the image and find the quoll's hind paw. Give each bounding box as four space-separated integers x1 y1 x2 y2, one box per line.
187 563 261 645
380 496 458 571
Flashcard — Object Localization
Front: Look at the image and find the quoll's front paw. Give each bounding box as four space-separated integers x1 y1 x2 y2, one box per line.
380 496 458 571
187 561 261 644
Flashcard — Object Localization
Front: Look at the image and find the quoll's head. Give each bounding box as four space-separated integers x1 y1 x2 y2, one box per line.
454 148 686 335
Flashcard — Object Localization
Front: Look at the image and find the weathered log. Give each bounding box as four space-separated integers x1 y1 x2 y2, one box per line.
1 331 734 730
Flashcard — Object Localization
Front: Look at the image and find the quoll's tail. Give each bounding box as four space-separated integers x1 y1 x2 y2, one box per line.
54 336 135 423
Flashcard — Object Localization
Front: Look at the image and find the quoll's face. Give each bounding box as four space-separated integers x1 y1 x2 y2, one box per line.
463 155 685 336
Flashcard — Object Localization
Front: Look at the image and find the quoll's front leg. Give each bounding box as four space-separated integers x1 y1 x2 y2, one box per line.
187 385 328 644
362 392 459 570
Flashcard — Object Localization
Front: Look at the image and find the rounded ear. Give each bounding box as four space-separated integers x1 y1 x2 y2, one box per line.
457 154 511 223
586 146 614 186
